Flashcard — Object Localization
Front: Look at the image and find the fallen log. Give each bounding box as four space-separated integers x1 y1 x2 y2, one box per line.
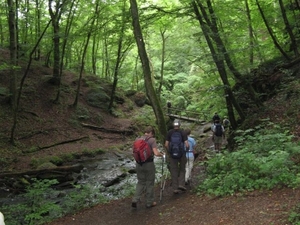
0 164 84 192
0 164 84 179
81 123 134 135
22 136 89 153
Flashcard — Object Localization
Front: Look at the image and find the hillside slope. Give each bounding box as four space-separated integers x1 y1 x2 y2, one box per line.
0 51 136 173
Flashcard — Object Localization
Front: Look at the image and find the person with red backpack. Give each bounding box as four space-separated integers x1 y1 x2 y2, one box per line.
164 119 189 194
131 126 164 209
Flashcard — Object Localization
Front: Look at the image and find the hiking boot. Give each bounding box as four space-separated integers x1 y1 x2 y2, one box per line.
131 202 137 208
178 186 187 191
146 202 157 208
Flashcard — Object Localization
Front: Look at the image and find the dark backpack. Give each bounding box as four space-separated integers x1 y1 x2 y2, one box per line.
132 137 153 165
224 119 230 126
169 131 184 159
214 124 223 137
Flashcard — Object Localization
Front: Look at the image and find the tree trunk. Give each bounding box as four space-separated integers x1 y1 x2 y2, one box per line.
192 1 243 127
10 20 52 145
157 28 167 97
278 0 299 57
73 0 98 107
255 0 290 60
54 0 77 103
130 0 167 141
7 0 18 144
48 0 66 85
108 0 126 113
245 0 254 66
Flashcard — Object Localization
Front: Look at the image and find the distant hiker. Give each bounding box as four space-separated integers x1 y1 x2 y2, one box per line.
167 101 172 114
212 120 225 152
212 112 220 124
185 128 196 185
132 126 164 209
223 116 230 135
165 119 189 194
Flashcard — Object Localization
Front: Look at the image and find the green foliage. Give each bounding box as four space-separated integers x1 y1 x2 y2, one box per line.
61 184 107 213
2 178 108 225
196 123 300 197
289 204 300 225
2 179 61 225
82 147 105 157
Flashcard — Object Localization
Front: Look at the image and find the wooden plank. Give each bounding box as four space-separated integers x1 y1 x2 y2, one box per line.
167 114 205 123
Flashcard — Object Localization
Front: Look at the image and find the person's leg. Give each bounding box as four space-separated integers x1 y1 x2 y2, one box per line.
169 158 179 192
178 155 187 189
188 157 194 182
185 157 190 183
132 164 146 203
145 162 156 207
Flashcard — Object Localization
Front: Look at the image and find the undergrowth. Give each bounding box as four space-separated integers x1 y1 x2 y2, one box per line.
196 122 300 197
1 178 107 225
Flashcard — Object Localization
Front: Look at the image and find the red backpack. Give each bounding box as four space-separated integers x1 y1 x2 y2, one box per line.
133 137 153 165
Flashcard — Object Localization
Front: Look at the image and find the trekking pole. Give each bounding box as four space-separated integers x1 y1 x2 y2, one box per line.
187 149 190 187
160 154 166 202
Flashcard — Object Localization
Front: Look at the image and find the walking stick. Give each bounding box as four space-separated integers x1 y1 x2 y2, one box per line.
160 154 166 202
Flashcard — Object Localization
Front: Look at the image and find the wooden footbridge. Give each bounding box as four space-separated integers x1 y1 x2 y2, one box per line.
165 107 208 124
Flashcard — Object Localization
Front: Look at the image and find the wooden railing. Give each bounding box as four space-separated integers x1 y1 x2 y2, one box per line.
165 107 209 123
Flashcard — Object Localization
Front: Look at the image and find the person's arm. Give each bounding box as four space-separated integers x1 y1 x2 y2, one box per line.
153 147 164 157
164 140 169 150
183 131 189 149
184 140 189 149
165 131 170 150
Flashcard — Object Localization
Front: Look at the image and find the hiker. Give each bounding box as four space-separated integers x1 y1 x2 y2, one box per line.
223 116 230 135
212 120 225 152
185 128 196 185
167 101 172 114
223 116 230 129
165 119 189 194
132 126 164 209
212 112 220 124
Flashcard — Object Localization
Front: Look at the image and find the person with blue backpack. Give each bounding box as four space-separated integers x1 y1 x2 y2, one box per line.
164 119 189 194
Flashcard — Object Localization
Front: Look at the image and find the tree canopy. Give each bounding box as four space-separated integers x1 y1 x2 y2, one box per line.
2 0 300 142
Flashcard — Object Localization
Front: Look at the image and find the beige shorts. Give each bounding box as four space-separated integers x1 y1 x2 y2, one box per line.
213 135 223 144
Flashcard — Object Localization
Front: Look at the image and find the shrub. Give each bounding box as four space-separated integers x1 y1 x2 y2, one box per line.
196 123 300 197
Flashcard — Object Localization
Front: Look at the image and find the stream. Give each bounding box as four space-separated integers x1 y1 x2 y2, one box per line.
0 121 210 209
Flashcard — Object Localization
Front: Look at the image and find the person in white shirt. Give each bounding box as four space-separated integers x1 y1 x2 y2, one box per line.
185 128 196 185
212 120 225 152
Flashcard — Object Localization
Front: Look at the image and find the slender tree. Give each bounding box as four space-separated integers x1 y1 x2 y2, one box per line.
278 0 299 56
7 0 18 144
108 0 134 113
245 0 254 66
157 28 168 97
73 1 99 107
48 0 67 85
255 0 290 60
130 0 167 141
54 0 77 103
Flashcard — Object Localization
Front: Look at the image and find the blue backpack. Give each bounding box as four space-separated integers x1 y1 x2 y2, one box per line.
169 131 184 159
